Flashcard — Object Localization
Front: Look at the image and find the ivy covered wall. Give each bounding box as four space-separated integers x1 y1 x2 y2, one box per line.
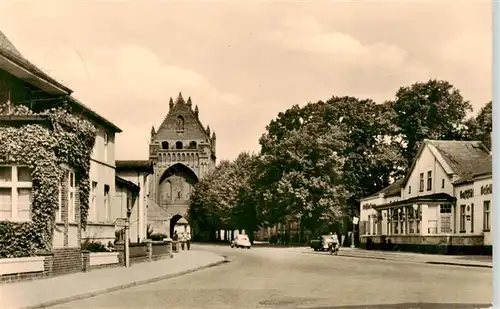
0 101 97 258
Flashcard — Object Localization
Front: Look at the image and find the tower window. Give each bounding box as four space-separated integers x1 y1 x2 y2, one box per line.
175 141 183 149
189 141 197 149
176 116 185 131
161 141 169 150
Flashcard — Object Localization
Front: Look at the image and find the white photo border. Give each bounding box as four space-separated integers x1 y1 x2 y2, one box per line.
492 0 499 308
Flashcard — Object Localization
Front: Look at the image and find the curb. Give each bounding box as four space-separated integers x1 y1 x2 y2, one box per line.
337 253 388 261
337 253 492 268
20 256 231 309
425 261 492 268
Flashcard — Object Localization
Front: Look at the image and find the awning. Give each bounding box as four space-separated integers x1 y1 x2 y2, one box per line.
374 193 456 210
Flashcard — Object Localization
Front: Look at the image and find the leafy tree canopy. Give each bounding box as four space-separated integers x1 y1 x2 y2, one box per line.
463 101 492 149
392 79 472 166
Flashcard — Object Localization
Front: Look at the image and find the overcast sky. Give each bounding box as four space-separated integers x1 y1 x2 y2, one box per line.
0 0 491 162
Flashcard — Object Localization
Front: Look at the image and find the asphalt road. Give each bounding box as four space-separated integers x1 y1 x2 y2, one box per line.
52 245 492 309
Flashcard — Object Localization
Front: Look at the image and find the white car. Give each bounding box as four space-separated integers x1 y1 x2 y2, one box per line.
230 234 251 249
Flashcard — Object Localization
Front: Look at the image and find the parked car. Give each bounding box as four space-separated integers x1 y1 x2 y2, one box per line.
230 234 252 249
310 234 338 251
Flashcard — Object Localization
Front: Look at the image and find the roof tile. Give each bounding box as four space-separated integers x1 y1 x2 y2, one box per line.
428 140 491 180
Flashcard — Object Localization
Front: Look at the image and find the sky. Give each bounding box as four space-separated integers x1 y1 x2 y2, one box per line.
0 0 492 162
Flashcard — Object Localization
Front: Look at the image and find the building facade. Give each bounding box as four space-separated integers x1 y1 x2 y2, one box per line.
80 102 122 245
360 139 492 255
0 30 122 276
147 93 216 237
115 160 153 243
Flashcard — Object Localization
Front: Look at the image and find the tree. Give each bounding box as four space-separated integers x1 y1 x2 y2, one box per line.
258 96 404 229
227 152 261 242
319 97 405 209
189 153 263 241
257 115 350 235
392 79 473 166
188 160 234 239
463 101 492 149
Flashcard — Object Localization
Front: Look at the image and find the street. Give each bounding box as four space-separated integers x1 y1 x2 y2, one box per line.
52 245 492 309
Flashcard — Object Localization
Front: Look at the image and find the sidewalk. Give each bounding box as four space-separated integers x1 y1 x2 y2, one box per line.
0 249 228 309
305 247 493 268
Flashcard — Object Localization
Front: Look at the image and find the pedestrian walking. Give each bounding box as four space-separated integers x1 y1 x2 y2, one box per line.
186 232 191 250
173 231 179 252
180 232 186 250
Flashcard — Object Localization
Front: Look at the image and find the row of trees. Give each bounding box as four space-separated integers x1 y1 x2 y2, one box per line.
188 79 492 242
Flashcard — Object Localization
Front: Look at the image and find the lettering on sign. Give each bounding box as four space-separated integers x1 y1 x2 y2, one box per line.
480 184 493 196
362 203 376 210
459 189 474 200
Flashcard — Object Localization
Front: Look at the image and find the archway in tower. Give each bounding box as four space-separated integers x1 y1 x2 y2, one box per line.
170 214 188 238
158 163 199 208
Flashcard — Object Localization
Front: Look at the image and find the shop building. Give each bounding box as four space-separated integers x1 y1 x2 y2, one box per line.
359 139 492 255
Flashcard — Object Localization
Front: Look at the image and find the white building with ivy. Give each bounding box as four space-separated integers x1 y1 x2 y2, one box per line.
0 30 123 277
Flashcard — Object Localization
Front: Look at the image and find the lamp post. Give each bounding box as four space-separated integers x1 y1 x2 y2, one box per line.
125 209 131 268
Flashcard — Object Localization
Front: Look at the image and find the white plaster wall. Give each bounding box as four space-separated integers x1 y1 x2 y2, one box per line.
454 183 475 234
88 161 116 224
360 196 381 221
484 231 493 246
402 145 453 200
129 197 140 242
0 257 45 275
68 225 79 247
474 177 493 241
116 171 148 241
91 129 116 166
112 188 127 220
454 176 493 239
52 224 64 248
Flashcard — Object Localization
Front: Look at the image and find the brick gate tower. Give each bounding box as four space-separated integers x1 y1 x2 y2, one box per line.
147 93 216 237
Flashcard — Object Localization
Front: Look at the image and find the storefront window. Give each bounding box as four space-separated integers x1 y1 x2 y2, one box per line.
440 204 452 233
483 201 491 231
400 208 405 234
393 209 399 234
470 203 474 233
386 210 391 235
459 204 466 232
406 206 415 234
